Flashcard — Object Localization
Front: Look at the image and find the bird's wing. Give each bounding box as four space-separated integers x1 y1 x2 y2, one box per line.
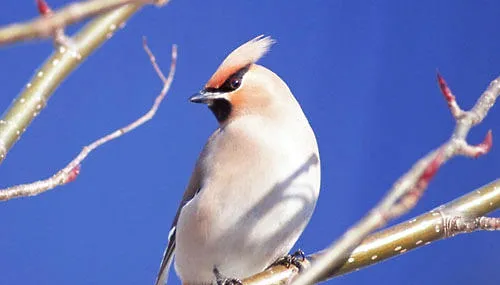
155 162 203 285
154 227 177 285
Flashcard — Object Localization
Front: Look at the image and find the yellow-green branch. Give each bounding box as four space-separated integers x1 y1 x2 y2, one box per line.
0 0 164 46
0 4 142 164
243 179 500 285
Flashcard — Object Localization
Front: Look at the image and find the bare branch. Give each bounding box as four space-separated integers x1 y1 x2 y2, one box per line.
0 42 177 201
244 179 500 285
0 0 168 46
288 74 500 285
0 4 144 165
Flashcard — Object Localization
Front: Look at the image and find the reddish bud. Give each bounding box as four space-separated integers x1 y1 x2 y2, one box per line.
436 72 455 104
66 165 81 183
475 130 493 158
36 0 52 16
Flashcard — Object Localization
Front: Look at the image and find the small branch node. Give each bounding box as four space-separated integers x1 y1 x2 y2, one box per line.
34 0 81 57
441 210 499 236
443 215 498 236
64 165 81 183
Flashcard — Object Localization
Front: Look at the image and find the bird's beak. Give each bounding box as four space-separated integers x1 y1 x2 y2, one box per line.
189 90 226 104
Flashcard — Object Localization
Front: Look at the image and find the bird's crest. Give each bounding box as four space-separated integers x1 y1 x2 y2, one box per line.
206 35 275 89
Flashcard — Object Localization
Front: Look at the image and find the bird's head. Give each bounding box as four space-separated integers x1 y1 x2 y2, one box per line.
190 35 296 124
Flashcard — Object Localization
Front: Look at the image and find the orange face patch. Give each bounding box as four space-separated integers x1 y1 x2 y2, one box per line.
227 89 246 109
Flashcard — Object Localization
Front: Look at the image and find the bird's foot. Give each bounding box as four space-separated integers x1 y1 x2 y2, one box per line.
267 249 306 272
213 267 242 285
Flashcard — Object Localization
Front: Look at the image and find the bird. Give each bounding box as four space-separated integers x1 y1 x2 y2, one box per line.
155 35 321 285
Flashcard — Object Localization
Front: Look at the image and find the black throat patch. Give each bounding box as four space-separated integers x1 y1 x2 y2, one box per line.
208 99 232 123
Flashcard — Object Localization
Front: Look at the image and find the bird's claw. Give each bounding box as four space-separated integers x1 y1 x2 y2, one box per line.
213 267 243 285
268 249 306 272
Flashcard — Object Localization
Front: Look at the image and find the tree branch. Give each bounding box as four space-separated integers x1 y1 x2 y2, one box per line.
240 75 500 285
244 179 500 285
289 74 499 285
0 40 177 201
0 0 168 46
0 4 146 165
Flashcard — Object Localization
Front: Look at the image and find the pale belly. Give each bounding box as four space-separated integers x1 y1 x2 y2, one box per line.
174 154 320 285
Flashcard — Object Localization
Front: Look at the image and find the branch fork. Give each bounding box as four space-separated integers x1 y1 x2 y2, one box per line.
35 0 81 58
285 72 499 285
0 40 177 201
0 0 170 46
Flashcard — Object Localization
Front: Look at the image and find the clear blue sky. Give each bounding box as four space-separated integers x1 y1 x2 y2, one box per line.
1 1 499 284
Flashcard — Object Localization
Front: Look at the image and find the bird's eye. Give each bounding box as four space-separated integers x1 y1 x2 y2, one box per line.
215 65 250 93
229 77 241 90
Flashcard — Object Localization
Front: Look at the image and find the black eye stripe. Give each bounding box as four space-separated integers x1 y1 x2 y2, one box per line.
205 65 250 93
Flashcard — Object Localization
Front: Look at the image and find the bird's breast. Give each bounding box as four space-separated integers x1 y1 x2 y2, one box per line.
175 117 320 284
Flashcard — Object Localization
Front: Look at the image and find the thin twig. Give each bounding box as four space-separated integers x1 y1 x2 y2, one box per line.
0 42 177 201
244 179 500 285
0 4 142 165
0 0 168 46
290 75 499 285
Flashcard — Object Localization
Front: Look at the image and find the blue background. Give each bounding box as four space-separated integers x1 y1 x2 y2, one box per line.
1 1 499 284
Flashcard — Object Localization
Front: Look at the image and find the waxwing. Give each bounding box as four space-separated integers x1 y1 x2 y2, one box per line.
155 35 321 285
